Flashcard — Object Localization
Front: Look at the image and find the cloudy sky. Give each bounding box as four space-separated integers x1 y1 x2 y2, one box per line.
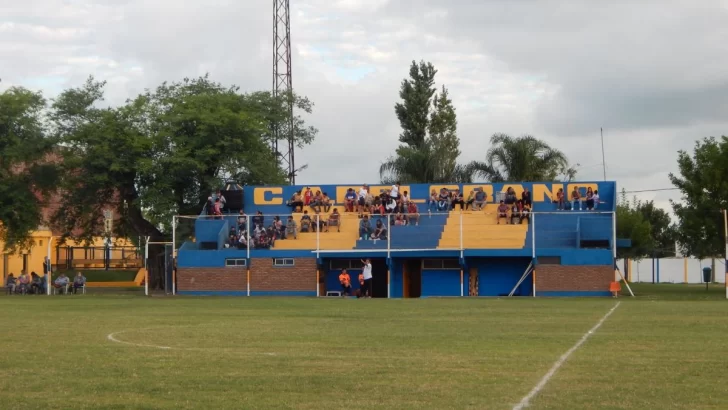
3 0 728 212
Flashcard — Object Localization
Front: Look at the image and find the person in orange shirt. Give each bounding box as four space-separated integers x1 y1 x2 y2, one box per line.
339 269 351 297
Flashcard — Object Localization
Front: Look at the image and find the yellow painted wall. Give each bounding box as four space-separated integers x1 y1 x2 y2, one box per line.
1 231 137 281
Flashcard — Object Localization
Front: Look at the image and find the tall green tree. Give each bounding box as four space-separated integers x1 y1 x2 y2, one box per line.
638 200 677 258
669 136 728 259
51 75 317 243
468 134 575 182
616 190 654 259
0 87 56 251
380 61 469 183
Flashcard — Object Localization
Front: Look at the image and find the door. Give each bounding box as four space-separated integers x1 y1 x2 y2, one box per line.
405 259 422 298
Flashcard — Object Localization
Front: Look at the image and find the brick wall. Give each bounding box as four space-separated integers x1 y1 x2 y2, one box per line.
250 258 317 292
536 265 612 292
177 267 246 291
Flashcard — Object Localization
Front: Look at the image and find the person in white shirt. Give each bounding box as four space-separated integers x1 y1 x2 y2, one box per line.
357 184 368 214
390 182 400 200
593 190 600 210
361 258 373 298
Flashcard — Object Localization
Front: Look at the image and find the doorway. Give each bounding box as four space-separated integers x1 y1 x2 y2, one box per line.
404 259 422 298
370 258 388 298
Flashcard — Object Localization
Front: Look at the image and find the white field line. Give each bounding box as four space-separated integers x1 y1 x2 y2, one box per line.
513 302 621 410
106 328 278 355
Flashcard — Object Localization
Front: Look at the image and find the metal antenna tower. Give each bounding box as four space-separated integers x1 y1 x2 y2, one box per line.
273 0 296 184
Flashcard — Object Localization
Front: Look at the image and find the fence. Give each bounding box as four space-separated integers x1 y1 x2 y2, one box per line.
617 257 727 284
55 245 142 270
174 209 617 256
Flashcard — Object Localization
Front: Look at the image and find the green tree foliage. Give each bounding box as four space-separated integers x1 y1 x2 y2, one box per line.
616 190 654 259
670 137 728 258
51 75 316 242
0 87 56 252
380 61 470 183
468 134 575 182
638 200 677 258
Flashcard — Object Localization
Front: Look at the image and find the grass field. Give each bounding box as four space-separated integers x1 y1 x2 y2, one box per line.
1 284 727 410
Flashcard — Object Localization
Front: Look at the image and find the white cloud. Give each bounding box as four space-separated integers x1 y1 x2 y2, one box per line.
1 0 726 213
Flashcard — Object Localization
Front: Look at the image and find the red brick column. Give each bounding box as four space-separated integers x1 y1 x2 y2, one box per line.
177 267 246 291
249 258 317 292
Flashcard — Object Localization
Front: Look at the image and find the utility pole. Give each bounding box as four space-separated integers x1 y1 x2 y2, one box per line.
273 0 296 184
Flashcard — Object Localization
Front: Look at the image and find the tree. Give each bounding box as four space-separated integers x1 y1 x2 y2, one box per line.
670 136 728 259
638 200 677 258
468 134 574 182
0 87 56 252
51 75 317 243
616 190 654 260
380 61 469 183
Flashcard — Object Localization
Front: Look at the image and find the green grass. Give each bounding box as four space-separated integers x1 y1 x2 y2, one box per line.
0 284 726 409
53 269 138 282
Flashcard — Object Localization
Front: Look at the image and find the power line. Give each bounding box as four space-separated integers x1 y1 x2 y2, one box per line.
623 188 679 194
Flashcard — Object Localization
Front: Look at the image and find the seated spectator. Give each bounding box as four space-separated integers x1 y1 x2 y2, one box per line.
30 272 43 294
253 224 264 239
339 269 351 297
407 202 420 226
326 209 341 232
372 219 387 240
321 192 332 213
73 272 86 294
437 188 450 212
497 200 509 224
521 204 531 224
54 273 70 294
555 188 565 210
571 186 582 211
288 191 304 212
384 194 397 214
510 203 521 225
372 196 383 215
585 187 595 210
344 188 357 212
256 231 271 249
505 187 517 205
5 273 16 294
300 210 313 232
286 216 298 239
428 189 438 213
465 190 475 210
473 189 487 211
394 213 406 226
273 216 285 239
452 188 465 211
17 271 30 295
522 187 532 207
227 234 237 248
252 211 264 230
593 190 600 210
238 233 249 249
206 196 214 216
310 190 323 213
266 225 279 245
359 215 372 240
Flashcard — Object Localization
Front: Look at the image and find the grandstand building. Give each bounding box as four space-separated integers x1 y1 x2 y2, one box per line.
176 181 624 297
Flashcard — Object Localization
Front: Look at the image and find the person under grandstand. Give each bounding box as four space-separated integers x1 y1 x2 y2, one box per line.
339 269 352 297
361 259 373 298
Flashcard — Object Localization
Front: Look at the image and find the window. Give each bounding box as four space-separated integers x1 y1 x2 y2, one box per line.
225 259 247 267
330 259 360 270
422 259 460 270
538 256 561 265
22 254 29 272
39 240 44 247
273 258 295 267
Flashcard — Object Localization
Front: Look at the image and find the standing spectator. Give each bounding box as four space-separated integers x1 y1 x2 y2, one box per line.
206 196 214 216
361 259 373 298
505 187 517 205
401 190 410 206
5 274 16 294
213 198 222 218
357 184 368 215
390 181 401 202
522 187 532 207
571 186 582 211
303 187 313 207
252 211 264 230
593 190 600 210
54 273 70 294
73 272 86 294
286 216 298 239
473 189 487 211
215 189 226 212
237 210 247 235
339 269 352 297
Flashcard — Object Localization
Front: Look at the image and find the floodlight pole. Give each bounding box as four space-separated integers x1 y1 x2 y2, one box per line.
144 236 150 296
532 213 536 297
613 211 635 297
724 209 727 299
46 236 53 296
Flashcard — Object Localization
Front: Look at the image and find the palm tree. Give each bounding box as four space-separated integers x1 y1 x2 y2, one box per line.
467 134 573 182
379 143 473 184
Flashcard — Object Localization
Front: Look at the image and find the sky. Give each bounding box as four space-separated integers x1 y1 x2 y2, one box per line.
2 0 728 214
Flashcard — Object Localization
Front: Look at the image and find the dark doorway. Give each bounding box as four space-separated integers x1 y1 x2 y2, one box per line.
371 258 388 298
404 259 422 298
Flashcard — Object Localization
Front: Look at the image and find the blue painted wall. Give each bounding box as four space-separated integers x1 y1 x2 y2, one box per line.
470 257 532 296
421 269 461 297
